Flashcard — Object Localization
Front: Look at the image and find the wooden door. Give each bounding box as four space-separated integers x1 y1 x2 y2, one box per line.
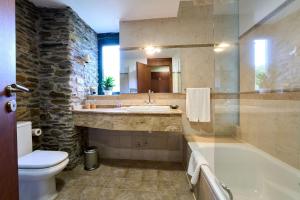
136 62 151 93
0 0 19 199
147 58 173 93
151 72 170 93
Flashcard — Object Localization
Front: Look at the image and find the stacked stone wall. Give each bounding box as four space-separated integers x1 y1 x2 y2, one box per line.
16 0 98 168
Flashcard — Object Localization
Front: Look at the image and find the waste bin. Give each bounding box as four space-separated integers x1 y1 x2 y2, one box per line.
84 146 99 171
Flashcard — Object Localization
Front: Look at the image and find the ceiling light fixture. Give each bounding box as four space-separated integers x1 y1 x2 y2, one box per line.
214 42 230 53
218 42 230 48
214 47 224 53
144 46 161 55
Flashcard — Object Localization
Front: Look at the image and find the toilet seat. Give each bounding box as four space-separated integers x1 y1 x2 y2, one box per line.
18 150 68 169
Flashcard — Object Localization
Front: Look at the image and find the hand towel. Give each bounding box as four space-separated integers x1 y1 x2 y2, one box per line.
186 88 210 122
187 151 208 185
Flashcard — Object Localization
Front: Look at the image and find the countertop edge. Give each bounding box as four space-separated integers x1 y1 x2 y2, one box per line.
72 109 183 115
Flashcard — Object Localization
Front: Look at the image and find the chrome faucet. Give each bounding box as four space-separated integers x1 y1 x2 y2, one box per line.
146 89 154 104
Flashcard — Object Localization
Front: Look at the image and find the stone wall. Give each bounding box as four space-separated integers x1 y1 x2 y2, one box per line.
16 0 40 128
38 7 98 168
38 8 78 168
16 0 98 168
69 11 98 105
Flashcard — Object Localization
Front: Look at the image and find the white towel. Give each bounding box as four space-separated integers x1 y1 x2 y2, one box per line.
186 88 210 122
187 151 208 185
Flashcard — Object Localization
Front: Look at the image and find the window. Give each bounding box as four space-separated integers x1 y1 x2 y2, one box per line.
254 39 268 90
102 45 120 93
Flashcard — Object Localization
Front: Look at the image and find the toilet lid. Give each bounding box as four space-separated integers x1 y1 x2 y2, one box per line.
18 150 69 169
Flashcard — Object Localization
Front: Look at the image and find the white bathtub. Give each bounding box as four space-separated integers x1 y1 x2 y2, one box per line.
188 142 300 200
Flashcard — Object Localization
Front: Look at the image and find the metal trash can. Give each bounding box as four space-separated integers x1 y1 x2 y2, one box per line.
84 146 99 171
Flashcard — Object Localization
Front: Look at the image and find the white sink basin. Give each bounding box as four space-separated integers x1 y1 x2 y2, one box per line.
124 105 171 113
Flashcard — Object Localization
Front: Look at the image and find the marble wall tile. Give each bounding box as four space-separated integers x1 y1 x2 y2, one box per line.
298 154 300 169
88 129 183 162
214 99 239 136
120 2 214 48
131 150 144 160
119 134 132 148
239 1 300 170
167 133 182 151
118 149 132 160
145 135 168 150
240 2 300 92
143 150 159 161
239 99 300 169
180 47 215 91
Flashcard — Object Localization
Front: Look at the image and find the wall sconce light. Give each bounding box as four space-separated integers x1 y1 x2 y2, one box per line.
82 54 91 63
75 54 91 66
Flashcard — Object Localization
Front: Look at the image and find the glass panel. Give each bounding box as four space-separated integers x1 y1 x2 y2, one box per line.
211 0 300 200
213 0 239 137
212 0 240 198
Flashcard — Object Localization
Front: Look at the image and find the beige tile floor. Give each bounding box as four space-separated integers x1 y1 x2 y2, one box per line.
55 159 195 200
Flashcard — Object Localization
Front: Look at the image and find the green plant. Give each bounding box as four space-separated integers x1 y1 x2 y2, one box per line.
255 68 267 89
101 76 115 90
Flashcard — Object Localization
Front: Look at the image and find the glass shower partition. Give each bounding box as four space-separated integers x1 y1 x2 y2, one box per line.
212 0 240 198
211 0 300 199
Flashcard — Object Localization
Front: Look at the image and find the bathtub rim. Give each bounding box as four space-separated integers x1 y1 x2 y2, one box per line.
201 164 229 200
187 141 300 200
188 142 300 176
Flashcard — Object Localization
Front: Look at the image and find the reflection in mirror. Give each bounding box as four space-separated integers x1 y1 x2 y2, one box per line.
150 66 172 93
254 39 268 90
118 0 240 94
120 48 182 94
240 0 300 92
102 45 120 93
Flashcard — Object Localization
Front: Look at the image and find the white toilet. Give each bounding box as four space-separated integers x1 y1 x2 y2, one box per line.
17 121 69 200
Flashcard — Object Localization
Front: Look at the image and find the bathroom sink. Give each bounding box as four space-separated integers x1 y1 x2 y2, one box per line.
124 105 171 113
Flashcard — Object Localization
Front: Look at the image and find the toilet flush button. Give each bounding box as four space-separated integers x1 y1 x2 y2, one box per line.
6 100 17 112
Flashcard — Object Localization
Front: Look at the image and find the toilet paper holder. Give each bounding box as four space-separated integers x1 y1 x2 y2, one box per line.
32 128 42 137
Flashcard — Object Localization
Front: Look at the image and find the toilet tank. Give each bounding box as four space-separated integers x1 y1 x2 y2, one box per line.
17 121 33 158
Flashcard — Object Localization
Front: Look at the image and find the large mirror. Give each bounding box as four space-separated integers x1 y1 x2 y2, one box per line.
120 48 182 94
117 0 238 94
120 46 214 94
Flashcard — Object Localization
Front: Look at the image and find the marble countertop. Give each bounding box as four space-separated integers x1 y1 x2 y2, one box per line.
72 107 183 115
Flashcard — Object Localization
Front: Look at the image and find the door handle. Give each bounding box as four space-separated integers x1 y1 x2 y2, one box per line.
5 84 31 96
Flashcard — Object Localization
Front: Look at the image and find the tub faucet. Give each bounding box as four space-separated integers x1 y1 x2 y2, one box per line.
221 183 233 200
